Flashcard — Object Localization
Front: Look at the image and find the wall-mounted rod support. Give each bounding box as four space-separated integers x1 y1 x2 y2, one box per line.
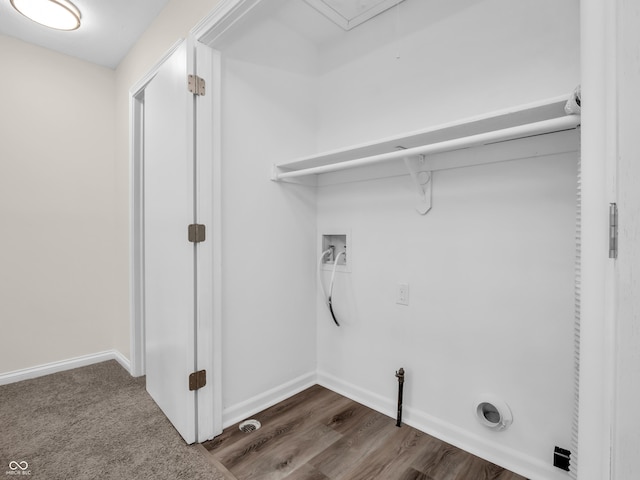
404 154 432 215
396 367 405 427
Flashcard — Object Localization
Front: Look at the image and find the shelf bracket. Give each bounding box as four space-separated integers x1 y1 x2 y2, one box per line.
404 154 432 215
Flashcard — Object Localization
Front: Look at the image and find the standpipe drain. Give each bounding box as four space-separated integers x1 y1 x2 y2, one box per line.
239 419 261 433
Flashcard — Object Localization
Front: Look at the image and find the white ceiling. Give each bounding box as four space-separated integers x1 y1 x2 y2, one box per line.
0 0 170 69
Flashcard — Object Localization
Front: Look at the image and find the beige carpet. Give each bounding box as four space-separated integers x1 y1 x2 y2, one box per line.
0 360 229 479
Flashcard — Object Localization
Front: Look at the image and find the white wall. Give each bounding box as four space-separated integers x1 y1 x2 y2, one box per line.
316 142 578 480
0 34 117 373
213 11 319 420
316 0 581 151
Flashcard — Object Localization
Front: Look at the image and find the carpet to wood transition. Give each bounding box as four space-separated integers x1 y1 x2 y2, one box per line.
0 361 229 480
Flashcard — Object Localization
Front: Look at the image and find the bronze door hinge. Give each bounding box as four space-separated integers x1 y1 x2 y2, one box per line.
188 224 206 243
189 370 206 391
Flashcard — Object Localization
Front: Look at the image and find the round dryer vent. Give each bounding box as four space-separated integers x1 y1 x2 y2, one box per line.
475 396 513 431
239 419 261 433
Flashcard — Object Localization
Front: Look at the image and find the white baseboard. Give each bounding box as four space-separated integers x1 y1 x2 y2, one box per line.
317 370 397 418
0 350 131 386
222 371 316 428
317 370 566 480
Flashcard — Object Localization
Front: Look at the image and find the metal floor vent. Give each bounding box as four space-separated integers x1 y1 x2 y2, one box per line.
239 419 261 433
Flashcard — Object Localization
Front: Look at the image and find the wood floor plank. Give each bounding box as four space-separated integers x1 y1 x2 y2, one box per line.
454 454 513 480
208 387 348 466
412 440 528 480
282 463 330 480
412 441 471 480
323 398 389 435
308 410 393 477
209 389 352 477
333 423 435 480
230 423 341 480
203 386 528 480
397 467 434 480
203 385 333 454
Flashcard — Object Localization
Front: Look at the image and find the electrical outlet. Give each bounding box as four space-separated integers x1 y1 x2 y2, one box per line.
396 283 409 306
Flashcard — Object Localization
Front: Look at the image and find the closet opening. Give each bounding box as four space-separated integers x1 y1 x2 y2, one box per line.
196 1 581 479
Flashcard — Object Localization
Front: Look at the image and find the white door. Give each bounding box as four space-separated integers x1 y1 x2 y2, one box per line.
143 41 198 444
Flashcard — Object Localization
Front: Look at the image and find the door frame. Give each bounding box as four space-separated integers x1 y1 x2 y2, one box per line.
578 0 619 478
190 0 621 476
128 0 631 467
128 37 222 442
129 39 182 378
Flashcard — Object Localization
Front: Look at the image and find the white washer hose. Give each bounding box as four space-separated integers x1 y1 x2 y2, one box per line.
319 248 345 327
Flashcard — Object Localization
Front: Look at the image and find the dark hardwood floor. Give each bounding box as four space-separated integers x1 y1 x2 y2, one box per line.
202 385 527 480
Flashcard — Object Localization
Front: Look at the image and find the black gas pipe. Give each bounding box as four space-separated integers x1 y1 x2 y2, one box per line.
395 367 405 427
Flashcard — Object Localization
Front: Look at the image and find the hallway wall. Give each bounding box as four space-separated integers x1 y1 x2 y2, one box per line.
0 34 117 373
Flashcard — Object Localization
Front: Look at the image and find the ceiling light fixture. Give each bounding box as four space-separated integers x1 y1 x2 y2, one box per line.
10 0 81 31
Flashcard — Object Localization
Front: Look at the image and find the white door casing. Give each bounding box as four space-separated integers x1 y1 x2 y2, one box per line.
193 38 221 442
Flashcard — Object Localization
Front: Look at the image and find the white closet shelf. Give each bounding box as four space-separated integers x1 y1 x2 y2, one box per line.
270 95 581 182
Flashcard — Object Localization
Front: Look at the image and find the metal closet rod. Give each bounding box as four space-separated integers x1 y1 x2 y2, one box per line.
273 115 581 180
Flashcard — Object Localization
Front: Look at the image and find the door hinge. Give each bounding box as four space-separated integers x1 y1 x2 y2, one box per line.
189 370 206 391
609 203 618 259
188 224 206 243
188 74 206 96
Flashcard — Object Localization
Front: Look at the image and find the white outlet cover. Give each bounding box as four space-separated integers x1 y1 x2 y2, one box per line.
396 283 409 306
304 0 405 30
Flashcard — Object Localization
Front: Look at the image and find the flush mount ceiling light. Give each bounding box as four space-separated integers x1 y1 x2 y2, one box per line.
10 0 81 31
